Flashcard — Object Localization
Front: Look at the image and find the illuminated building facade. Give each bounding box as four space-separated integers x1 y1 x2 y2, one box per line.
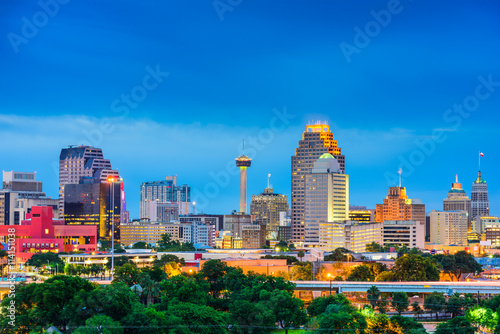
348 206 375 222
179 214 224 231
59 146 120 217
376 187 425 224
303 153 349 249
224 212 251 238
443 175 471 215
250 187 288 238
319 221 383 253
382 220 425 249
139 176 191 219
0 206 97 265
242 224 267 249
471 171 490 218
430 210 468 246
64 179 121 241
291 123 345 243
1 171 58 225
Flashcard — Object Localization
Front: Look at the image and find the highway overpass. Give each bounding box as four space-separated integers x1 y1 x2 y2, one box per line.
292 281 500 295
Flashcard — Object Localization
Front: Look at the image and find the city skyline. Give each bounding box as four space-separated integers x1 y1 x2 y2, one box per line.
1 1 499 219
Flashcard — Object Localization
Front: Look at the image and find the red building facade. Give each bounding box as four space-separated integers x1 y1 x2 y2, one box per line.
0 206 97 266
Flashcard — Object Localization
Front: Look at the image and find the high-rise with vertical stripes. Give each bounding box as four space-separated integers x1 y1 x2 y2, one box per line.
291 123 345 244
59 146 120 217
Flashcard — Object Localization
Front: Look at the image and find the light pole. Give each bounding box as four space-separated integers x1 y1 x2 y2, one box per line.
327 273 332 295
47 260 51 275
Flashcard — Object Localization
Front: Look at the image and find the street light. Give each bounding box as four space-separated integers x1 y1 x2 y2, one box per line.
327 273 332 295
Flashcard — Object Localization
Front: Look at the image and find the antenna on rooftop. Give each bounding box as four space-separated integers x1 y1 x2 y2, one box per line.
267 173 271 189
398 167 402 187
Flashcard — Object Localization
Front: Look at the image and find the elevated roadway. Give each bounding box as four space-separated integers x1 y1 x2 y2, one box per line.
292 280 500 295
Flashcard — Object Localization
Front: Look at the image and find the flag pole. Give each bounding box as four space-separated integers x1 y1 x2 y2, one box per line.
479 151 481 171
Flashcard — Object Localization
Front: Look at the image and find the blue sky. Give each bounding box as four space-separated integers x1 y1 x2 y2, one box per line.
1 0 499 219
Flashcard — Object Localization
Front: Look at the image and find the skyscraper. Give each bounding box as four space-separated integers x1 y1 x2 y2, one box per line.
250 187 288 238
471 171 490 218
376 187 425 224
139 176 191 219
59 146 120 217
64 178 121 240
235 146 252 213
291 122 345 243
303 153 349 248
443 175 471 215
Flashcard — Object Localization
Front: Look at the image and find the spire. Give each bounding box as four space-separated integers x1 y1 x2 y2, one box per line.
456 174 458 183
242 139 245 155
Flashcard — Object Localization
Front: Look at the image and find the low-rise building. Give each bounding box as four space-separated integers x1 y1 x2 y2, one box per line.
0 206 97 266
382 220 425 249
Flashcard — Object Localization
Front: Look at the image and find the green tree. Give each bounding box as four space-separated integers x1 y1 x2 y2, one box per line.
271 289 307 334
16 275 94 332
158 275 210 307
347 265 375 282
375 271 395 281
105 255 132 269
325 248 351 261
290 261 312 281
131 241 149 249
297 250 305 262
365 242 383 252
169 303 229 334
466 305 499 333
307 294 352 317
390 315 426 333
113 263 141 286
424 292 446 320
446 294 464 317
138 272 160 305
25 252 64 268
69 283 140 326
377 296 389 314
411 301 424 320
73 315 123 334
317 310 367 334
392 254 440 281
64 263 78 275
366 314 403 334
153 254 186 267
391 292 409 315
200 259 231 299
120 304 184 334
367 286 381 309
157 233 195 251
435 316 476 334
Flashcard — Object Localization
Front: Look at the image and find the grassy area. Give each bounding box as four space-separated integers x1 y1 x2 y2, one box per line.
271 330 307 334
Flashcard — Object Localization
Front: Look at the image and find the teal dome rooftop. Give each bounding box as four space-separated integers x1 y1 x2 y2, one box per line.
319 153 335 159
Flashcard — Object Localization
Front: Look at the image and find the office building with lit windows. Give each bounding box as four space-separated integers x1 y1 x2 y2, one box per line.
430 210 468 246
1 171 58 225
382 220 425 249
64 178 121 241
349 205 375 222
139 176 191 219
471 171 490 218
250 187 288 238
303 153 349 249
443 176 471 215
376 187 425 224
59 146 120 217
319 221 383 252
291 122 345 243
